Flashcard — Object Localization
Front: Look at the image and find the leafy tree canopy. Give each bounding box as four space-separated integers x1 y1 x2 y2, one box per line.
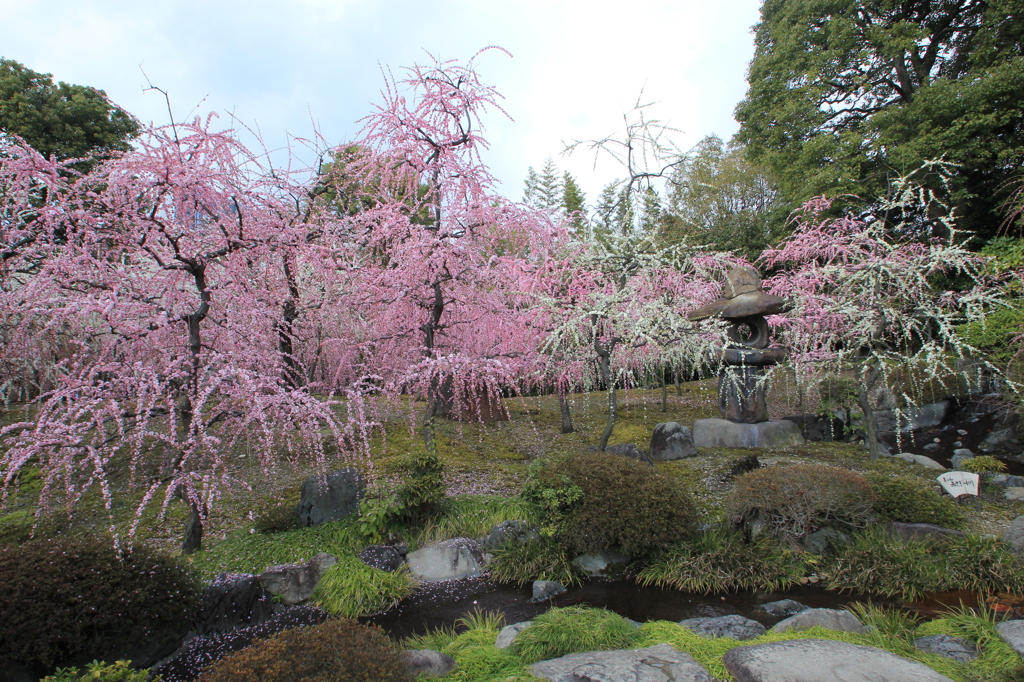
736 0 1024 242
0 57 139 166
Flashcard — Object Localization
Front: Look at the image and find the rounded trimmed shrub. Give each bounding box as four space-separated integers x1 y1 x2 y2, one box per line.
728 463 875 538
524 452 698 556
864 471 965 528
0 536 200 669
198 618 412 682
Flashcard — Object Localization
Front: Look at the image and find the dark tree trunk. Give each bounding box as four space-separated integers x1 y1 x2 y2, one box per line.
558 390 574 434
181 498 206 555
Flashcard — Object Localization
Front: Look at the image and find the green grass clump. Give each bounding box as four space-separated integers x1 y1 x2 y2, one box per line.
42 660 155 682
508 606 641 665
917 604 1024 682
312 556 416 618
488 537 586 587
637 528 806 593
186 516 365 580
824 527 1024 601
416 495 539 546
864 471 966 528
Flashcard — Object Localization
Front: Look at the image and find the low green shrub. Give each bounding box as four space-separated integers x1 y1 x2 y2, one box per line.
728 464 875 538
636 528 806 593
864 471 965 528
961 456 1007 475
824 527 1024 601
488 537 586 587
416 495 538 546
42 660 154 682
312 556 416 618
198 618 412 682
509 606 641 665
0 536 200 669
524 452 698 556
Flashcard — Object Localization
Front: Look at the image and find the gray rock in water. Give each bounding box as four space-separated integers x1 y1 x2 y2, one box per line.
770 608 870 635
995 618 1024 657
530 643 712 682
195 572 275 635
258 552 337 605
914 634 978 663
885 522 967 544
530 580 567 602
951 450 975 471
981 427 1021 454
650 422 697 460
779 414 845 442
692 418 804 449
295 468 365 527
404 649 456 678
1001 516 1024 555
603 443 653 465
359 544 405 572
495 621 533 649
759 599 808 617
723 639 955 682
901 401 950 432
572 549 631 578
990 474 1024 488
679 615 766 641
480 519 540 550
406 538 484 581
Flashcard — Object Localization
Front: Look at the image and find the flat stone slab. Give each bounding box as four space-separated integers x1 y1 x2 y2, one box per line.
996 618 1024 657
1005 487 1024 500
531 643 712 682
693 418 804 449
914 634 978 663
722 639 955 681
679 614 765 641
770 608 869 635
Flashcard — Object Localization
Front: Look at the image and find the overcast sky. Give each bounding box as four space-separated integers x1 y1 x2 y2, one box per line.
2 0 763 202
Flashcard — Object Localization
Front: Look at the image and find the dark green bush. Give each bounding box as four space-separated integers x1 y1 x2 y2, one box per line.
636 528 806 593
0 536 200 668
488 537 586 587
198 618 412 682
728 463 875 538
524 452 698 556
865 471 965 528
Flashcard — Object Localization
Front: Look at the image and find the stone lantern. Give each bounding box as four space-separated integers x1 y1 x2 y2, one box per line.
687 266 804 448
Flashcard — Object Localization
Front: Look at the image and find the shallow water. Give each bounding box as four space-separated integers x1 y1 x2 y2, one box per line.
362 578 907 640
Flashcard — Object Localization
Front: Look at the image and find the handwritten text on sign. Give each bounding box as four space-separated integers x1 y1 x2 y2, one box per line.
937 471 980 498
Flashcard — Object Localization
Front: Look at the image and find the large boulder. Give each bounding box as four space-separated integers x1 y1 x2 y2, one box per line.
995 619 1024 657
650 422 697 460
295 469 365 527
1001 516 1024 555
894 453 946 470
195 573 275 635
901 401 950 432
770 608 869 635
530 580 567 602
530 643 712 682
679 615 765 641
406 538 484 581
404 649 456 678
722 639 954 682
258 552 337 605
692 418 804 449
758 599 807 617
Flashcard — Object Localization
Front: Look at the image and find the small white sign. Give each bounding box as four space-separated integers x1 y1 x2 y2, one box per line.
937 471 980 498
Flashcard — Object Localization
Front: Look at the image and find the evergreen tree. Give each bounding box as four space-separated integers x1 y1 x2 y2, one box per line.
561 171 587 235
536 156 562 211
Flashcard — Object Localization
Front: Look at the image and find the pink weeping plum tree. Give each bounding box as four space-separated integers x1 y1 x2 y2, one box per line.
0 119 354 552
